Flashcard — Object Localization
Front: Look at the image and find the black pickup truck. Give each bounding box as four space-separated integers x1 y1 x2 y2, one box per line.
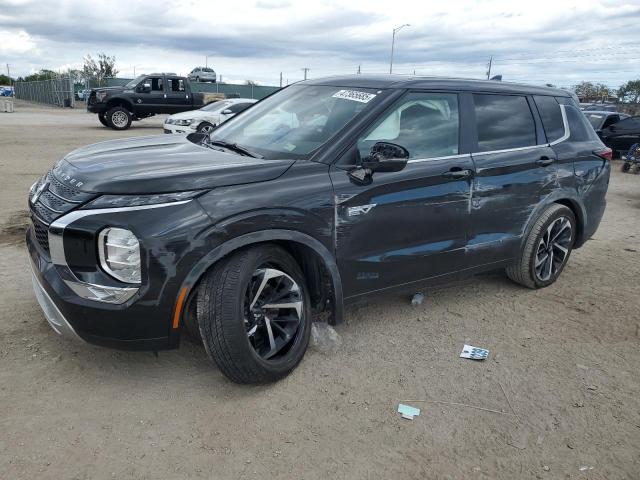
87 73 206 130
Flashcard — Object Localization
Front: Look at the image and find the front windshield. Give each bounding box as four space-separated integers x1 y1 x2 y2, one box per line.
201 100 230 112
209 84 384 160
124 75 146 89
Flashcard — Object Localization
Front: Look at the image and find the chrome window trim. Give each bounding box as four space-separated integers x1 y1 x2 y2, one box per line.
473 144 546 156
407 153 471 164
549 104 570 146
47 200 191 304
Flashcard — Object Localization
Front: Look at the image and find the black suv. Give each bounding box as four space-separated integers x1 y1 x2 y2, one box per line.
27 76 610 383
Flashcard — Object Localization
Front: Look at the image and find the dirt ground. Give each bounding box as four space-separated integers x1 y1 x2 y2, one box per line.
1 101 639 480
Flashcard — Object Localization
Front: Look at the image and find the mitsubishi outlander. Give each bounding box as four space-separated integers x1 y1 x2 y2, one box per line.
27 76 611 383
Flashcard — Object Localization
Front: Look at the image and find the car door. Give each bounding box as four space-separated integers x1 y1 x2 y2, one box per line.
134 76 165 113
330 91 474 298
601 116 640 154
467 93 558 266
165 77 191 113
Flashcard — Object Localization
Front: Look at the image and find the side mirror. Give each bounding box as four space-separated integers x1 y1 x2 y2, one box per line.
221 109 233 115
361 142 409 173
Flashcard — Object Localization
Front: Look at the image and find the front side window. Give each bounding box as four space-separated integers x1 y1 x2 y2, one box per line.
210 85 385 160
533 95 565 142
356 92 459 160
473 94 536 151
147 77 163 91
227 103 253 114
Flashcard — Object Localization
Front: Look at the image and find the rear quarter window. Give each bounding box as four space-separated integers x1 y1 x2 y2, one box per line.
533 95 565 142
564 105 600 142
473 94 536 151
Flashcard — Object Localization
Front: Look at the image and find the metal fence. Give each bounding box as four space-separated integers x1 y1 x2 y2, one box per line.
14 77 75 107
108 77 280 99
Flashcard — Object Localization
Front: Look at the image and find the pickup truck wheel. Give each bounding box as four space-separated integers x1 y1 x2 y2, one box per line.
106 106 132 130
197 122 215 134
506 204 576 289
98 113 109 127
197 245 311 384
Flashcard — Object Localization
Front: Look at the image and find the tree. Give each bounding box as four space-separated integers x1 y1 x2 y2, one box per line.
244 79 259 86
0 74 12 85
82 53 118 86
18 69 59 82
573 81 597 102
618 80 640 103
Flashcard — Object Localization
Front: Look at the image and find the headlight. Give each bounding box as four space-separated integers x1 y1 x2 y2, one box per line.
174 119 195 126
81 190 203 209
98 227 141 284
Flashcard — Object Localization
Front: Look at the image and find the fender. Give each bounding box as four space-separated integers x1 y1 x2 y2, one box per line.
520 189 587 251
105 96 134 112
177 229 344 325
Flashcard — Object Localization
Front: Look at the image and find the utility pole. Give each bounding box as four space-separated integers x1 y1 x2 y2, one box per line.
301 67 310 80
389 24 410 74
6 64 11 85
357 65 361 74
279 72 283 87
486 56 493 80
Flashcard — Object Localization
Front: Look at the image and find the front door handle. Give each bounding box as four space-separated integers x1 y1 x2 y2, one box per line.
442 168 474 179
536 156 554 167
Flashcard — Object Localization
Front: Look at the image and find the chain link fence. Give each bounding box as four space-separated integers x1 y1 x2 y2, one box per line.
14 77 75 107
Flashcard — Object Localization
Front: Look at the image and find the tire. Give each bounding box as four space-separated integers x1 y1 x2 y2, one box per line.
197 245 311 384
106 106 132 130
196 122 216 134
622 162 631 173
98 113 109 127
506 204 576 289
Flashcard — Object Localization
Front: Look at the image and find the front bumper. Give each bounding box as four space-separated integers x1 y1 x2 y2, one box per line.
163 123 196 134
87 103 107 114
27 199 214 351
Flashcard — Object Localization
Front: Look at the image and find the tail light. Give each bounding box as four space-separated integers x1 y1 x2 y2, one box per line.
593 147 612 162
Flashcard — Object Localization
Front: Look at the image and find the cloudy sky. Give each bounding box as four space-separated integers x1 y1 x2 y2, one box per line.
1 0 639 88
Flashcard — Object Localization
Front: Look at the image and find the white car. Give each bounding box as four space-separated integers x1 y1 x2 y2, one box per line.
163 98 257 134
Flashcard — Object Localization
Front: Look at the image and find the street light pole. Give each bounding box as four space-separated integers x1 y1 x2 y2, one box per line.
205 54 215 68
133 64 142 76
389 24 410 74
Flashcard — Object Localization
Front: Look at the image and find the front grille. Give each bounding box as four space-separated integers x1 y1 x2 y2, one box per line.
28 170 97 253
32 217 50 254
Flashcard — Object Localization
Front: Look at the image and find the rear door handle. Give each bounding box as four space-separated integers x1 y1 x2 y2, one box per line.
442 168 474 179
536 156 554 167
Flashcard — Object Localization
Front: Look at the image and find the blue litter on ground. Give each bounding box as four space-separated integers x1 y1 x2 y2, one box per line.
398 403 421 420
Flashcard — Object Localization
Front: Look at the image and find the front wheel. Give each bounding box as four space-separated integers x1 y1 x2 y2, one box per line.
197 122 216 134
506 204 576 289
197 245 311 384
622 162 631 173
106 106 132 130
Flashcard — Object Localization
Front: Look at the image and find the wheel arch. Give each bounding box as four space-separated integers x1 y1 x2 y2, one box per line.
178 230 344 334
105 97 134 112
522 192 587 251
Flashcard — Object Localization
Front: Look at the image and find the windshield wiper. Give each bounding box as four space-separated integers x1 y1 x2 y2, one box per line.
208 140 263 158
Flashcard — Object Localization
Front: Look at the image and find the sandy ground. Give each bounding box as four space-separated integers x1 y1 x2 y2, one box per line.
0 101 639 480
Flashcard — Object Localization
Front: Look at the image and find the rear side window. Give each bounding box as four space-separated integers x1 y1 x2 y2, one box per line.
473 94 536 151
564 105 600 142
533 95 565 142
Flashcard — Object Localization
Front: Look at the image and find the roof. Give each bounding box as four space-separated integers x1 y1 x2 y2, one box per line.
583 110 625 116
304 74 571 97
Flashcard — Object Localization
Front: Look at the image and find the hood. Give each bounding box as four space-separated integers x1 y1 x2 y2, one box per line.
92 86 126 94
56 134 295 194
167 109 216 121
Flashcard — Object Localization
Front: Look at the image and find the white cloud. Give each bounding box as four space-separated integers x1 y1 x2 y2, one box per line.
0 29 36 54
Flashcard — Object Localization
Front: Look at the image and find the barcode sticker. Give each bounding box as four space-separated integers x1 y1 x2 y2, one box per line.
332 90 377 103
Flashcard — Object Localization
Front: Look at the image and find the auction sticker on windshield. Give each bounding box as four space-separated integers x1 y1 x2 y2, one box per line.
332 90 377 103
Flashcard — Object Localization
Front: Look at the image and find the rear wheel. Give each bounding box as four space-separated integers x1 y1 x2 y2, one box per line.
106 106 132 130
98 113 108 127
197 245 311 384
506 204 576 289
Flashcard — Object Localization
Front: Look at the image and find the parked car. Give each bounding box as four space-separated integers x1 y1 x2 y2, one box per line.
164 98 257 134
598 115 640 157
86 73 207 130
0 86 14 97
188 67 217 83
27 76 610 384
583 104 618 112
76 89 91 101
583 111 629 132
